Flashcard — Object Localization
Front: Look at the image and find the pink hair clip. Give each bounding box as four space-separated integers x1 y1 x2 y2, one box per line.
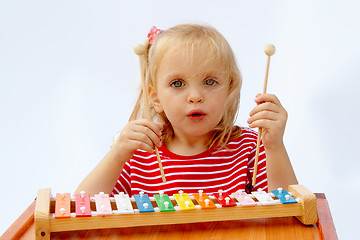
147 26 162 44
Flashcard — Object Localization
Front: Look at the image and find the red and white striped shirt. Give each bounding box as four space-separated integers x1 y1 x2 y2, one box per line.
111 127 267 197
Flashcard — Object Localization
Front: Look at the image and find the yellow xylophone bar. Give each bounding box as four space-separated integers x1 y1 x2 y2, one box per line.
34 185 318 240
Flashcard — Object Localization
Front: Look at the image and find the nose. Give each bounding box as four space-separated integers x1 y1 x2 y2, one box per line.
187 88 204 103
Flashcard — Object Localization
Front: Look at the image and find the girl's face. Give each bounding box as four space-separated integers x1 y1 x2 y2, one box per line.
150 46 230 143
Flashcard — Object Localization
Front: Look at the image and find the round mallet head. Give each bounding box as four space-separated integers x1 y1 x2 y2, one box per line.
264 44 275 56
134 44 146 56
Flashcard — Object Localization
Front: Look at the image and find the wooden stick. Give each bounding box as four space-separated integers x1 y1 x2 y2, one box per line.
134 43 166 183
252 44 275 187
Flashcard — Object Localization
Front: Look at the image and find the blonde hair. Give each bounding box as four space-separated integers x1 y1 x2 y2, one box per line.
130 24 242 149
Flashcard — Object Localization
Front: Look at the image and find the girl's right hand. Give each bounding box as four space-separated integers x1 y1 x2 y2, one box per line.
112 119 163 160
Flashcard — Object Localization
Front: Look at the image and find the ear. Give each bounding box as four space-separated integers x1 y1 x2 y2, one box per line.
148 86 164 113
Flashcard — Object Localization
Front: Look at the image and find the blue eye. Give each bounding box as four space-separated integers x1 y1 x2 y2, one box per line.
170 80 184 88
205 78 217 86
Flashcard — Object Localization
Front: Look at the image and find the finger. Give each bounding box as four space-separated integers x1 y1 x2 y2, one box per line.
121 121 161 148
128 139 155 153
129 129 155 146
249 101 280 117
135 119 163 137
254 93 281 105
248 111 279 125
120 127 153 149
131 124 162 148
248 118 282 130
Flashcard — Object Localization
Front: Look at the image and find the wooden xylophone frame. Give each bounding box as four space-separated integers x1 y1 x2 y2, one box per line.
34 184 318 240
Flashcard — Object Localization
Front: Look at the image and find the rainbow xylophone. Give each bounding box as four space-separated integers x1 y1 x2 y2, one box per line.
34 184 318 240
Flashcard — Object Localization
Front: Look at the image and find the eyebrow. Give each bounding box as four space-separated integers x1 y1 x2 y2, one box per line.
164 73 183 80
164 70 224 80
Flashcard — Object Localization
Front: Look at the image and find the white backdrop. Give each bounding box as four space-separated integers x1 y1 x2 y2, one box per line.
1 1 359 238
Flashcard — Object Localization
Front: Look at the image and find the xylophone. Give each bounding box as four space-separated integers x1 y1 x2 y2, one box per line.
34 184 318 240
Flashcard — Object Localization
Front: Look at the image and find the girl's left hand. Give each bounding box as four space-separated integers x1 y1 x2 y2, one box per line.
247 93 288 150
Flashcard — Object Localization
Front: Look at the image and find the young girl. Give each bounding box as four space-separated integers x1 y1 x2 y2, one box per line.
76 24 297 196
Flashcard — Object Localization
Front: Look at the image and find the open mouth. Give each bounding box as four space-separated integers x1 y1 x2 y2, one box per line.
188 110 206 120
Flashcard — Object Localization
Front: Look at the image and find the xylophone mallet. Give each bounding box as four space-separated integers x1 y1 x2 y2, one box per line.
251 44 276 188
133 43 166 183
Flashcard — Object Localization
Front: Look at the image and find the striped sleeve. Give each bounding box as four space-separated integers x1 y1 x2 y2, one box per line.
246 140 268 192
111 161 132 196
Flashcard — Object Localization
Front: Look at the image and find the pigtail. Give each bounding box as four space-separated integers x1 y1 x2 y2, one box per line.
130 40 152 121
